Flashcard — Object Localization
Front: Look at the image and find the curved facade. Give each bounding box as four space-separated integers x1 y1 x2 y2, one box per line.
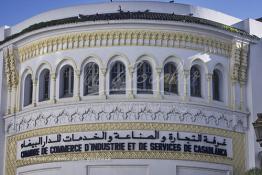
1 1 262 175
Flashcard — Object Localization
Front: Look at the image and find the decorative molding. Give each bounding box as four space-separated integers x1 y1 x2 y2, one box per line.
230 41 249 83
5 102 248 135
5 122 246 175
18 30 232 62
3 45 19 114
3 45 19 88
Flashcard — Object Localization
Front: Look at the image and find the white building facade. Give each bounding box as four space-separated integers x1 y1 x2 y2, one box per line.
0 1 262 175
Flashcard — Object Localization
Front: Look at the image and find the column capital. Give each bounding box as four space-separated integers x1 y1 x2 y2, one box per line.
100 68 107 75
206 73 213 80
128 65 134 74
75 70 81 77
156 67 162 74
51 72 56 79
183 70 190 77
33 79 38 85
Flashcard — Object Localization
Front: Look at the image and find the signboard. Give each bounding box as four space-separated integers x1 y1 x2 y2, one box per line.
17 130 232 160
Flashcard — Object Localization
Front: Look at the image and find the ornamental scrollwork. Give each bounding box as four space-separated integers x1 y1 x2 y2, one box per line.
5 102 247 134
18 30 232 62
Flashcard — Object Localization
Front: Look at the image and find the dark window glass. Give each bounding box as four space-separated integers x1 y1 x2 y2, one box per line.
24 74 33 106
39 69 50 102
44 72 49 99
84 62 99 95
213 69 221 101
164 63 178 94
110 61 126 94
60 65 74 98
190 66 201 97
137 61 152 94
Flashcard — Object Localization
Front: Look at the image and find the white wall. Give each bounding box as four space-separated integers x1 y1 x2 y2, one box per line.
0 26 10 41
17 159 232 175
246 40 262 169
234 19 262 38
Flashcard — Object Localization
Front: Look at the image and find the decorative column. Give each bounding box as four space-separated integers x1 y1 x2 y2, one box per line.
231 80 237 110
11 86 17 113
183 70 189 101
128 65 134 99
3 45 19 114
6 86 12 114
100 68 107 99
32 79 37 107
74 70 81 101
16 82 21 112
50 73 56 103
239 82 245 111
206 73 212 103
155 67 162 99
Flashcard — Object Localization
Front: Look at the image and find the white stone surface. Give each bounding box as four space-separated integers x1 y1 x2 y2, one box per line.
17 160 233 175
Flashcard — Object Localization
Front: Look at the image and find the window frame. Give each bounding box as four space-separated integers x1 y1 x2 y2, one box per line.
23 74 33 107
83 62 99 96
164 62 178 95
190 65 202 98
213 69 222 101
38 69 50 102
109 61 126 95
136 61 153 94
60 65 74 98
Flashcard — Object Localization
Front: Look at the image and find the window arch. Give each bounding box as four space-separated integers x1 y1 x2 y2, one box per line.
110 61 126 94
60 65 74 98
39 69 50 102
84 62 99 95
24 74 33 107
137 61 152 94
164 62 178 94
190 65 201 97
213 69 222 101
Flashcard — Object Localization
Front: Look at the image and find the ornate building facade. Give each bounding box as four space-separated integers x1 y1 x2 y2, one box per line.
0 1 262 175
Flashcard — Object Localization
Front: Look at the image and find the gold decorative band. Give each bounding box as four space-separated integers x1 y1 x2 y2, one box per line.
6 122 245 175
18 30 231 62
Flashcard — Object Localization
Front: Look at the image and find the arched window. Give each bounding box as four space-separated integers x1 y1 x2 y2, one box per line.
110 61 126 94
84 62 99 95
164 62 178 94
190 65 201 97
39 69 50 102
213 69 222 101
24 74 33 107
60 65 74 98
137 61 152 94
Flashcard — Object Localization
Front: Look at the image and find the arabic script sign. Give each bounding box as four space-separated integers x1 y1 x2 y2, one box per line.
17 130 233 159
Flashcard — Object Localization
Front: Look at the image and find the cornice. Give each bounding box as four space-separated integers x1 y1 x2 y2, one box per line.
1 11 257 47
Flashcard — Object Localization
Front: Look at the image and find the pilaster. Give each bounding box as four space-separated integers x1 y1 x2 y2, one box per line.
50 73 56 103
183 70 189 101
74 70 81 101
128 65 134 99
100 68 107 99
206 73 213 103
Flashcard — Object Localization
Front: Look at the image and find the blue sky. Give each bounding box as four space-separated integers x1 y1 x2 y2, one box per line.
0 0 261 26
